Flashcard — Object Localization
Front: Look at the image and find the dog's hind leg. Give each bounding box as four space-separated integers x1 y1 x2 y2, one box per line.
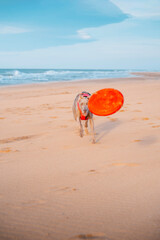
72 102 77 121
89 118 95 144
79 118 83 137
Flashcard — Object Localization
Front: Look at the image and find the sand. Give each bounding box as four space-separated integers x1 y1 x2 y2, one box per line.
0 73 160 240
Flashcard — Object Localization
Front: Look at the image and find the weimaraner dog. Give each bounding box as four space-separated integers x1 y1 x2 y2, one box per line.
72 91 95 143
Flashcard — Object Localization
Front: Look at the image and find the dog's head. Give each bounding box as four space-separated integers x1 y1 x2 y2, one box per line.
78 94 90 117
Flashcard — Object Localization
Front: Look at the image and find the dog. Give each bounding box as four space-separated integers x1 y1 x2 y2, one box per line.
72 91 95 143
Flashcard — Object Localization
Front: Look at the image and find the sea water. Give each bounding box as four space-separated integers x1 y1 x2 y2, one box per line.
0 69 141 86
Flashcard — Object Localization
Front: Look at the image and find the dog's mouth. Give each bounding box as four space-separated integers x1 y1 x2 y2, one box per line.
82 110 88 116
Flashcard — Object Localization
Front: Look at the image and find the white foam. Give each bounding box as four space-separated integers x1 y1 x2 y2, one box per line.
44 70 57 75
13 70 20 76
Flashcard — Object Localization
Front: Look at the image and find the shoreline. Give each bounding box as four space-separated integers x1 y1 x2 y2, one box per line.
0 71 159 90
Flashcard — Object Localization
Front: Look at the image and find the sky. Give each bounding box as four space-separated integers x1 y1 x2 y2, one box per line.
0 0 160 69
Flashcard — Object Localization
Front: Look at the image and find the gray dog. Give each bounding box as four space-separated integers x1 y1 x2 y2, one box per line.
72 91 95 143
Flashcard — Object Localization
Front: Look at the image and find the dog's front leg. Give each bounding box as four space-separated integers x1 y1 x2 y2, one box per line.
89 118 95 144
79 117 83 137
84 120 89 135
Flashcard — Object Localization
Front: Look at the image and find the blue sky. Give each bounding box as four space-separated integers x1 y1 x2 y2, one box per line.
0 0 160 69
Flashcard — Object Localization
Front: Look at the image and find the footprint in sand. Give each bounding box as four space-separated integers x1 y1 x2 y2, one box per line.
0 148 20 156
109 118 118 122
133 139 142 143
50 116 58 119
0 148 19 154
69 233 108 240
88 169 99 176
49 186 78 194
0 148 12 153
59 187 78 192
41 147 48 150
88 170 99 174
152 125 160 128
142 117 149 121
0 135 36 144
132 117 150 121
88 169 96 173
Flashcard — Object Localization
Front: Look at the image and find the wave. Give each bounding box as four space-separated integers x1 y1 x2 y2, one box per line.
0 69 132 86
12 70 20 76
44 70 70 75
5 70 21 77
44 70 57 75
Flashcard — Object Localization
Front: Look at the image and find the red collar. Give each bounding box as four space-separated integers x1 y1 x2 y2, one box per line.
77 102 89 120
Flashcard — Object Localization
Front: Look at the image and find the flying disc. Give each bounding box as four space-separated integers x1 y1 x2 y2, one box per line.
88 88 124 116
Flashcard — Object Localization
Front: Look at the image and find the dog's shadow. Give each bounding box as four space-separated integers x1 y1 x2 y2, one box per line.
95 119 121 143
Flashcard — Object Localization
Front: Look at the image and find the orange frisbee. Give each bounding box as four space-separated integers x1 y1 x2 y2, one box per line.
88 88 124 116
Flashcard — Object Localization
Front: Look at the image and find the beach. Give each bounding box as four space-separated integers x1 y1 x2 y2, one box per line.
0 73 160 240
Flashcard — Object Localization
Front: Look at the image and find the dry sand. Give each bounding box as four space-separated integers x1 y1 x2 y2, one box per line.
0 73 160 240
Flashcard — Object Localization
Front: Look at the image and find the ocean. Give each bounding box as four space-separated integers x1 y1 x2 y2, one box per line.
0 69 142 86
